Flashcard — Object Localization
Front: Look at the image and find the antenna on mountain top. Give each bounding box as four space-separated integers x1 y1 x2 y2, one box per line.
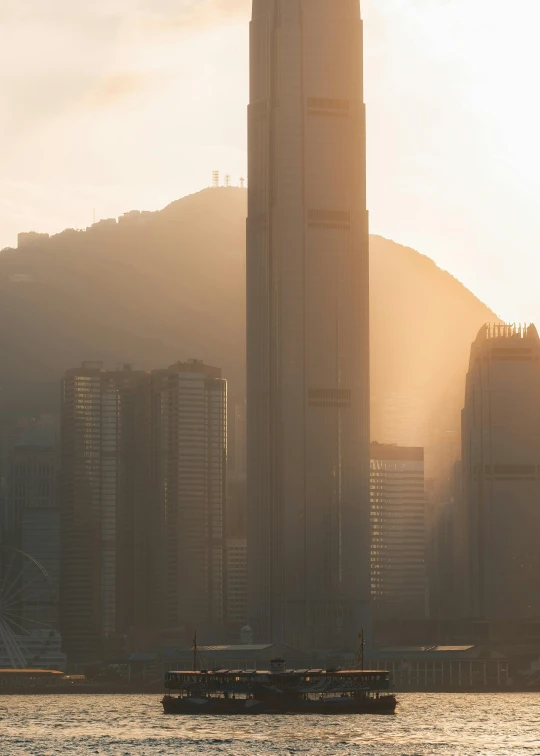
212 170 220 188
224 174 231 187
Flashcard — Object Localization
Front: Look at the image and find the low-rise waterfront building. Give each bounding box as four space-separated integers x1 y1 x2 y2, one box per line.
368 645 509 690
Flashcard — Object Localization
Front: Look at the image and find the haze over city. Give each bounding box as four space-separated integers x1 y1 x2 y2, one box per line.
3 0 540 751
2 0 540 322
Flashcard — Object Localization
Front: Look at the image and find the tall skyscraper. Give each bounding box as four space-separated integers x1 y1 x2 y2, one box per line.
60 363 153 662
247 0 370 647
370 443 427 619
151 360 227 640
460 324 540 621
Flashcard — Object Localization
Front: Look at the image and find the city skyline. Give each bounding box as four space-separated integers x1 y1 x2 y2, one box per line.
6 7 540 752
2 0 540 327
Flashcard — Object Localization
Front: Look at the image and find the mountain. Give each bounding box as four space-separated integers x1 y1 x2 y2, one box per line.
0 187 497 479
369 234 498 480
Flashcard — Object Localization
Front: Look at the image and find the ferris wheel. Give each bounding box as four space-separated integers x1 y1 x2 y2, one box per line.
0 546 58 669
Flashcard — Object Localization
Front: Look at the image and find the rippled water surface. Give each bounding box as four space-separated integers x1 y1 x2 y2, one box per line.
1 693 540 754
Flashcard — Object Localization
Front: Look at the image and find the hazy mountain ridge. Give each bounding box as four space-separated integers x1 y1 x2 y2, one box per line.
0 188 496 475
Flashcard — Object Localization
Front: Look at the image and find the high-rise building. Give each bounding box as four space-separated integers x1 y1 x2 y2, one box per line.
247 0 370 647
151 360 227 640
60 363 153 662
372 391 427 449
6 421 60 631
428 460 460 619
227 400 247 538
460 324 540 620
225 537 248 627
370 443 427 619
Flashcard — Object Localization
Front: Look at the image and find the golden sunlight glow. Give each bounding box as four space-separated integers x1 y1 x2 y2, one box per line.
1 0 540 321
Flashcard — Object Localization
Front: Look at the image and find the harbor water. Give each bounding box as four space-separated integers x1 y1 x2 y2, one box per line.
1 693 539 754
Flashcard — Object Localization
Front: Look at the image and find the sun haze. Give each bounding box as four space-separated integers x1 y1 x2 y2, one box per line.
1 0 539 321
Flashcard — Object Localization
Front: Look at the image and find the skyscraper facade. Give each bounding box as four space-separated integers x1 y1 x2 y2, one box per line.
460 324 540 621
7 425 60 631
370 443 427 619
225 537 248 627
151 360 227 640
60 363 153 661
247 0 370 647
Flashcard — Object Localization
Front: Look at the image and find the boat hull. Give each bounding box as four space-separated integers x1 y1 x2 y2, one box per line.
162 694 397 715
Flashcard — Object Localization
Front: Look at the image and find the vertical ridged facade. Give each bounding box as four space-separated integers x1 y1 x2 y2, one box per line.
247 0 370 647
151 360 227 638
460 324 540 620
370 444 427 619
61 364 153 662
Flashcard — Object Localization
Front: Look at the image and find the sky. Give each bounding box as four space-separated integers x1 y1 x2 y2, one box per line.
1 0 540 322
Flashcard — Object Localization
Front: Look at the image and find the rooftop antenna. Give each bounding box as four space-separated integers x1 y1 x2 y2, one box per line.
239 177 245 189
212 170 220 189
224 174 231 188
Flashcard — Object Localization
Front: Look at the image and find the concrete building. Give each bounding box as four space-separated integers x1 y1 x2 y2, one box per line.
151 360 227 641
17 232 49 248
367 645 509 691
0 418 61 646
119 643 314 682
227 401 247 538
118 210 152 226
372 391 427 449
232 402 247 480
370 443 427 619
428 460 460 619
460 323 540 621
60 363 153 662
0 630 67 672
247 0 371 648
225 538 248 627
8 443 60 630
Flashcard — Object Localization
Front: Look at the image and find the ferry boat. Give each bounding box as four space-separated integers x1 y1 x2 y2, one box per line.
162 658 397 715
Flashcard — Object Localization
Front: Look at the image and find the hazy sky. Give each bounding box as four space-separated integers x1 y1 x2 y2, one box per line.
2 0 540 322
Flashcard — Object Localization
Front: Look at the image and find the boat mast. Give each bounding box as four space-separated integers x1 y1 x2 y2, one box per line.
193 630 199 671
353 628 365 670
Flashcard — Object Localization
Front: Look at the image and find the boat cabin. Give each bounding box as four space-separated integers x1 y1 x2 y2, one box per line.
165 666 391 696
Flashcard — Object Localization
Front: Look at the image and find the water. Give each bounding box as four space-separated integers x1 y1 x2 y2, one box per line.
1 693 539 754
